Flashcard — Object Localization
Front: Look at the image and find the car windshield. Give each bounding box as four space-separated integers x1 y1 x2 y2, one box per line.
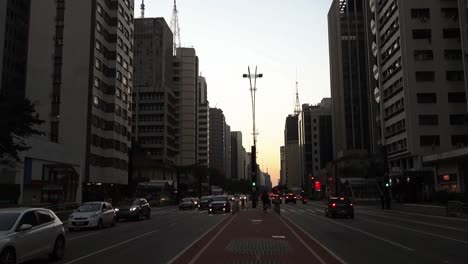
132 199 142 205
211 196 227 202
201 197 211 201
0 213 20 231
77 204 101 212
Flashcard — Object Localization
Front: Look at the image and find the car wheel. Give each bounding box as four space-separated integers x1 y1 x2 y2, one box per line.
97 219 103 230
0 247 16 264
111 217 117 227
147 210 152 219
138 211 143 221
49 235 65 261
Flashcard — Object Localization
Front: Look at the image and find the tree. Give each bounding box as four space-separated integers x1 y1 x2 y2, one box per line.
0 98 44 161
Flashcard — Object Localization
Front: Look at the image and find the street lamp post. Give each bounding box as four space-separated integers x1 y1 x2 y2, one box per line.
243 66 263 208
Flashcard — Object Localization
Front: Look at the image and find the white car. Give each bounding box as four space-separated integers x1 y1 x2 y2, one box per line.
0 208 66 264
68 202 116 231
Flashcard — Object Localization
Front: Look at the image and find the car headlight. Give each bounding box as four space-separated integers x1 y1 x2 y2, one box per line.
68 214 74 219
130 206 137 211
194 201 198 204
114 208 119 212
223 203 226 206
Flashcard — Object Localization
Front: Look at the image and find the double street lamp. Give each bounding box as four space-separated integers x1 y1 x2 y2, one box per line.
243 66 262 208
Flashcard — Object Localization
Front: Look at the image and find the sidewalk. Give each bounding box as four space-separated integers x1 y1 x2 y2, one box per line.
172 203 344 264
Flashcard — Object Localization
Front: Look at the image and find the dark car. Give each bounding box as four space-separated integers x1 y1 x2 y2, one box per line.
198 196 212 210
179 198 196 210
285 193 297 204
325 197 354 219
272 194 282 204
115 198 151 221
209 195 231 214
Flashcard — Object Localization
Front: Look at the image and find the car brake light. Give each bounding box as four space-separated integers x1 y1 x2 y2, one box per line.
332 203 336 208
350 203 353 206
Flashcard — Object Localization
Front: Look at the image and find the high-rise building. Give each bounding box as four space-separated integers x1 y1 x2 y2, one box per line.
132 17 176 180
23 0 135 202
173 47 198 166
370 0 468 195
280 146 286 185
224 123 231 179
284 115 301 189
298 98 333 194
245 151 252 181
231 131 245 180
197 76 209 167
328 0 372 158
209 108 225 174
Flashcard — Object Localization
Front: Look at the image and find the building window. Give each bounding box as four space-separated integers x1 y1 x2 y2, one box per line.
117 54 122 64
123 60 128 70
123 76 128 86
95 58 101 70
450 114 468 125
117 37 123 48
417 93 437 103
448 92 467 103
93 96 99 106
118 21 123 32
418 115 438 126
115 105 121 116
95 40 101 51
124 44 129 54
411 8 430 21
443 28 460 39
446 71 464 81
412 29 431 40
122 93 127 102
118 4 124 15
94 77 100 88
314 150 317 154
415 71 434 82
96 22 102 33
420 135 440 147
97 4 102 15
116 89 121 98
117 71 122 81
414 50 433 61
444 49 462 60
451 135 468 147
441 8 459 20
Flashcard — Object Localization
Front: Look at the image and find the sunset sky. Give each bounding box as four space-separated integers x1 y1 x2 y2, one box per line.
136 0 332 184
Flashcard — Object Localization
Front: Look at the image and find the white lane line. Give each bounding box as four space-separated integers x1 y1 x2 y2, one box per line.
289 208 298 213
166 214 230 264
315 209 324 213
358 211 468 233
279 216 327 264
281 214 348 264
68 232 102 241
187 215 237 264
361 218 468 244
358 207 468 223
64 228 160 264
305 209 316 213
280 209 286 213
303 211 414 251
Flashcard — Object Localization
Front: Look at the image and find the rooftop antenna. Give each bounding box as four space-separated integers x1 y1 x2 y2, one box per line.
170 0 181 55
140 0 145 18
294 69 301 115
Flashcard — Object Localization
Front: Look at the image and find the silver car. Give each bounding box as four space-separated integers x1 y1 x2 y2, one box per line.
0 208 66 264
68 202 116 231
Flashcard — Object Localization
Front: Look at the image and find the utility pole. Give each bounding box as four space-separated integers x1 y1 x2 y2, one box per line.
243 66 263 208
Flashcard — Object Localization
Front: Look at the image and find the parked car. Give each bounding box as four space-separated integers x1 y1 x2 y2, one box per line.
115 198 151 221
325 197 354 219
209 195 231 214
0 208 66 264
68 202 116 231
198 196 212 210
179 198 196 210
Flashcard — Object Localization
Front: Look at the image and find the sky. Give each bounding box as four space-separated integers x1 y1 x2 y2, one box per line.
135 0 332 185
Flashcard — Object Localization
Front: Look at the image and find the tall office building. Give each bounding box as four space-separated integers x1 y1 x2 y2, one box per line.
280 146 286 185
197 76 209 167
224 123 231 179
132 17 176 180
231 131 245 180
173 47 198 166
284 115 301 189
298 99 333 193
23 0 135 202
328 0 372 158
209 108 225 174
370 0 468 194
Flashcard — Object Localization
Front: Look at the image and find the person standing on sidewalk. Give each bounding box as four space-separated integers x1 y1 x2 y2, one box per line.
261 191 270 213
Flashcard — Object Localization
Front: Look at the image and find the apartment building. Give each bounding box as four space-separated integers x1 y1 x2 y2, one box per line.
197 76 209 167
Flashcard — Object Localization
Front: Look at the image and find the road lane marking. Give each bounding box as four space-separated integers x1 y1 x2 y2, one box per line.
166 214 230 264
358 211 468 233
64 228 160 264
281 214 348 264
280 216 327 264
357 207 468 223
188 214 237 264
280 209 286 213
361 218 468 244
68 232 102 241
299 210 414 251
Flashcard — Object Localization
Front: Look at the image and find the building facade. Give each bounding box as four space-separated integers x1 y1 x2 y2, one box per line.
231 131 246 180
132 17 177 181
328 0 372 158
224 123 231 179
280 146 286 185
371 0 468 195
197 76 209 167
209 108 225 174
298 99 333 193
174 47 198 166
284 115 301 189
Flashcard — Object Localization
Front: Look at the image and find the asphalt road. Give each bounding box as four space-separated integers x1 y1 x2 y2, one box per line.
281 201 468 264
24 206 229 264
